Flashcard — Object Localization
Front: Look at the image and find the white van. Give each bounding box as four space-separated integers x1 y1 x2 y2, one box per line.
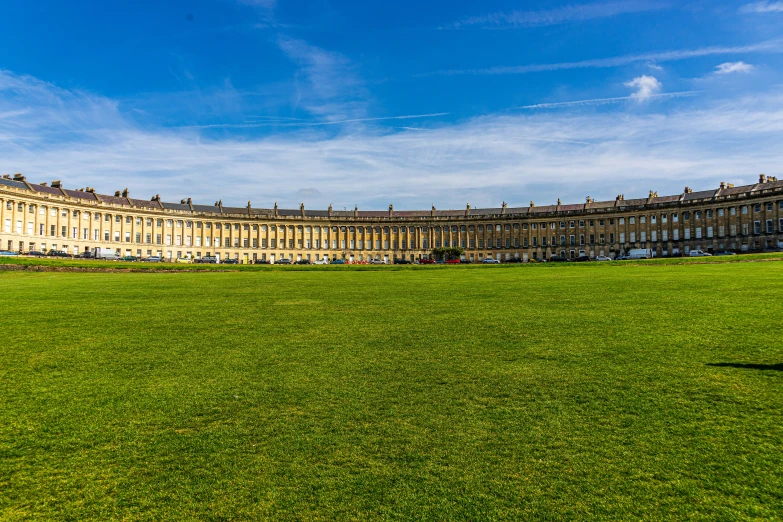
689 250 712 257
627 248 653 259
96 248 120 260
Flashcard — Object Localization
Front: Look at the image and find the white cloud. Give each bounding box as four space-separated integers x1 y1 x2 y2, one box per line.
1 70 783 210
715 61 754 74
276 37 369 121
519 91 698 109
625 75 662 100
420 39 782 76
444 1 666 29
740 2 783 13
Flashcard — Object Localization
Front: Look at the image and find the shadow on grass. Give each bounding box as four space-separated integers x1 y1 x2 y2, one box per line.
707 362 783 371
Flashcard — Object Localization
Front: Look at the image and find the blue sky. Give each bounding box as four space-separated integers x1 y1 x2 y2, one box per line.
0 0 782 209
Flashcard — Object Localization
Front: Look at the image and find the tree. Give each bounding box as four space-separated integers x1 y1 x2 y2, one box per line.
431 246 464 261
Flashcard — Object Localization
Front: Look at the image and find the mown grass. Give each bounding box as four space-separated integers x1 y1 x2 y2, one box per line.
1 251 783 272
1 262 781 520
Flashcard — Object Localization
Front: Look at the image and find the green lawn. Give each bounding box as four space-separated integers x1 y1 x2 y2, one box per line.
1 262 781 520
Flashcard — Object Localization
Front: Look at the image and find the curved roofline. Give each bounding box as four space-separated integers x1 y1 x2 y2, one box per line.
2 174 782 219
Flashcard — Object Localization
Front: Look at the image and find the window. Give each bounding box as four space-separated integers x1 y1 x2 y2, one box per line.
706 210 713 219
766 220 773 234
718 208 724 217
707 227 713 238
754 204 761 213
672 213 678 223
619 218 625 225
569 221 575 228
753 221 761 234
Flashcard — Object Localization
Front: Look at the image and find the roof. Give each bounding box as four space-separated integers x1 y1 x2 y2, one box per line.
128 198 161 209
30 183 63 196
161 201 191 211
683 189 716 201
0 178 29 190
3 178 782 219
96 194 130 206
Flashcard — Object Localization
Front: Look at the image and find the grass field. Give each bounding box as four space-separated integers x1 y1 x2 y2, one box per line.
1 261 782 520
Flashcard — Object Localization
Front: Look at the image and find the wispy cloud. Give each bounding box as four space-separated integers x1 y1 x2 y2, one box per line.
2 70 783 210
625 75 662 100
236 0 276 9
277 37 369 121
443 1 667 29
189 113 450 129
740 1 783 13
518 91 699 109
715 61 754 74
419 39 782 76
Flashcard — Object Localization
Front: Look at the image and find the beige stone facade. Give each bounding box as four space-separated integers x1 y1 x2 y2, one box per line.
1 174 782 262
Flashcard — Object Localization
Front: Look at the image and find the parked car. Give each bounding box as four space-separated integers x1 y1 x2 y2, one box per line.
176 257 193 264
274 258 292 265
482 258 500 264
506 258 523 263
595 255 612 261
419 258 436 264
197 256 217 264
0 250 19 256
689 250 712 257
120 255 137 262
313 258 329 265
445 258 461 264
393 258 411 264
142 256 162 262
295 259 311 265
254 259 270 264
712 251 736 256
46 250 71 258
574 255 592 262
28 251 46 257
549 256 569 262
222 258 239 265
329 259 345 265
370 259 386 264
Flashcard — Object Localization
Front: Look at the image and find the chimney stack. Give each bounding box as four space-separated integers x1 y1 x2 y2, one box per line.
121 188 129 198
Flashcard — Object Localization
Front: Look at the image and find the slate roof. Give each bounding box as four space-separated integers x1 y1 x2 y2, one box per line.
97 194 130 205
161 201 191 211
129 198 161 209
30 183 63 196
5 178 782 219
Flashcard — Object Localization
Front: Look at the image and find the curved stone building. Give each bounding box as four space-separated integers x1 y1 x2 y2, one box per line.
1 173 781 262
